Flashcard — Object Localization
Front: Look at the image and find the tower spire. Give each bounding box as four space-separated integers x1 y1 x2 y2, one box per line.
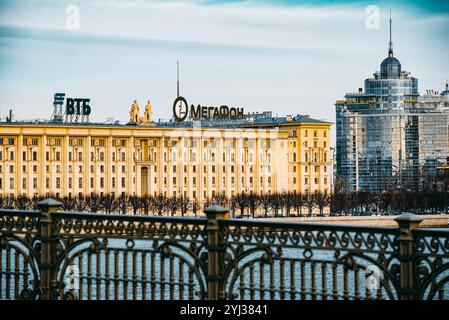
388 9 393 58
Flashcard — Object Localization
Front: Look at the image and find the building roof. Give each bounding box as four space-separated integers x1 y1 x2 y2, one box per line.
240 115 331 126
0 114 332 130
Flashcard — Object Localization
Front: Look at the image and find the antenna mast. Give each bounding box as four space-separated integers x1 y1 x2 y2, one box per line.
388 9 393 57
177 61 180 98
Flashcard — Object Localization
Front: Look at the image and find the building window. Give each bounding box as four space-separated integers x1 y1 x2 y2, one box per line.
22 178 26 189
9 165 14 173
121 177 125 188
56 178 61 189
100 177 104 188
23 151 26 161
32 151 37 161
79 178 82 188
68 178 72 189
56 152 60 161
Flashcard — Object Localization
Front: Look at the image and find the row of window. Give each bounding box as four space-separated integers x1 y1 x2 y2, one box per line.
292 165 328 173
292 130 328 138
304 177 328 185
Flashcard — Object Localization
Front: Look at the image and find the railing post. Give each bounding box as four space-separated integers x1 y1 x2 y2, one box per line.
204 204 228 300
395 213 423 300
37 198 61 300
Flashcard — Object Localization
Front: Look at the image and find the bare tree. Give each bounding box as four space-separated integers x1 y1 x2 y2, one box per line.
61 196 76 212
270 194 283 217
87 194 102 213
178 196 191 216
259 193 272 218
101 194 118 214
129 195 142 215
141 195 153 215
117 194 128 214
282 192 296 217
315 192 330 216
15 195 30 210
233 193 248 218
74 196 88 212
153 193 167 216
292 193 305 217
166 196 179 216
304 194 317 217
247 194 260 218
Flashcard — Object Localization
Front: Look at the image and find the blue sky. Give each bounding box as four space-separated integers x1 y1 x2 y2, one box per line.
0 0 448 138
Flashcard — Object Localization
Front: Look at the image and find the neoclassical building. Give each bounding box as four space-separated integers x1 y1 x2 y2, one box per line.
0 100 332 201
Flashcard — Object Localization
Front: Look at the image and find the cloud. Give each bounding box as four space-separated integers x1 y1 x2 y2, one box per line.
0 0 447 150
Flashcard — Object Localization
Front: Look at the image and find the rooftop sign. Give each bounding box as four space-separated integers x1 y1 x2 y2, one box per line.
173 96 244 122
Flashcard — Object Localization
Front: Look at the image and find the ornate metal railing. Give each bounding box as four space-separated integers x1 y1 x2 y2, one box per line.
0 199 448 300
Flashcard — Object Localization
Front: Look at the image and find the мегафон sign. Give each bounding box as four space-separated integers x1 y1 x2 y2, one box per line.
173 96 244 122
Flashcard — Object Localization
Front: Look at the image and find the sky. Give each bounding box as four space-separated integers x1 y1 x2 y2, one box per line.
0 0 448 145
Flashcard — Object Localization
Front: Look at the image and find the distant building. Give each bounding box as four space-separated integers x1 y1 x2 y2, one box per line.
335 16 449 192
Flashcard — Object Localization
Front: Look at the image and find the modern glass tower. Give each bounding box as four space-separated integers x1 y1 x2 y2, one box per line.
335 16 449 192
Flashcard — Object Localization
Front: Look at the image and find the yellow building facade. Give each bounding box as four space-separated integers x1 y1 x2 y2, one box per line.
0 114 332 201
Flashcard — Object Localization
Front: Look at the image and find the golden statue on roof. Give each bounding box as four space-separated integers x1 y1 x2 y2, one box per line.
128 99 154 125
140 100 153 125
129 99 140 124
